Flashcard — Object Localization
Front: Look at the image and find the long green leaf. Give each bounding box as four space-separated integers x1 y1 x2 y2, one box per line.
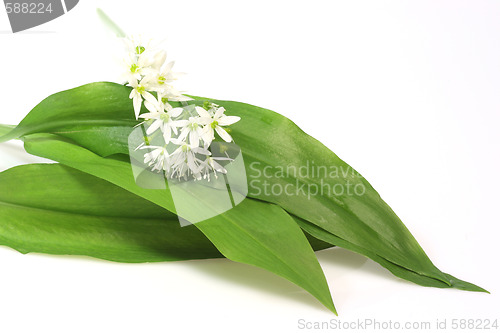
1 130 482 294
0 82 484 292
5 120 478 291
0 156 480 292
0 83 137 157
294 216 487 292
21 134 337 313
0 162 331 262
0 124 14 136
0 163 222 262
199 97 449 281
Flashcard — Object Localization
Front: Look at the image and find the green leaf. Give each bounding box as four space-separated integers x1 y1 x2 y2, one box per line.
0 83 137 157
0 163 222 263
294 215 487 292
199 97 453 283
0 124 14 136
0 82 484 292
22 133 337 314
0 157 331 261
189 95 485 292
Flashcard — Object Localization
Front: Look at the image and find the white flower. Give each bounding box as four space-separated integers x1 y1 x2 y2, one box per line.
142 62 191 103
169 140 211 180
199 155 233 180
140 96 184 143
161 88 192 103
201 101 219 115
197 106 240 143
123 35 154 56
121 35 162 80
122 51 154 82
123 36 165 66
128 77 156 119
120 37 244 181
141 145 171 173
150 50 167 71
177 115 211 147
142 60 177 90
122 54 142 82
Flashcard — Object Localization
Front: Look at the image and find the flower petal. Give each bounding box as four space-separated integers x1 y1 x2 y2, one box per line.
146 119 162 135
169 95 192 102
152 50 167 69
178 127 189 141
133 95 142 119
163 126 172 143
195 106 211 118
218 115 241 126
144 101 159 114
201 126 214 145
192 147 211 155
142 91 157 105
215 126 233 142
189 130 199 146
171 120 188 128
138 112 157 120
163 60 175 73
170 107 184 118
214 106 225 119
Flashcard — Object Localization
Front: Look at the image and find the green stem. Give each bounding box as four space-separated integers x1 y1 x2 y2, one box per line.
96 8 126 38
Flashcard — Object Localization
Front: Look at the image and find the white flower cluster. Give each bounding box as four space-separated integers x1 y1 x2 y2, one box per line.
122 36 190 118
122 37 241 181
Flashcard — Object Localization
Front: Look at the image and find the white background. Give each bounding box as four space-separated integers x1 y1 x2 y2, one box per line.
0 1 499 332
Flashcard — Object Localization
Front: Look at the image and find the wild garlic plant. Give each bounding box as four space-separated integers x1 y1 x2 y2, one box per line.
122 36 240 181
